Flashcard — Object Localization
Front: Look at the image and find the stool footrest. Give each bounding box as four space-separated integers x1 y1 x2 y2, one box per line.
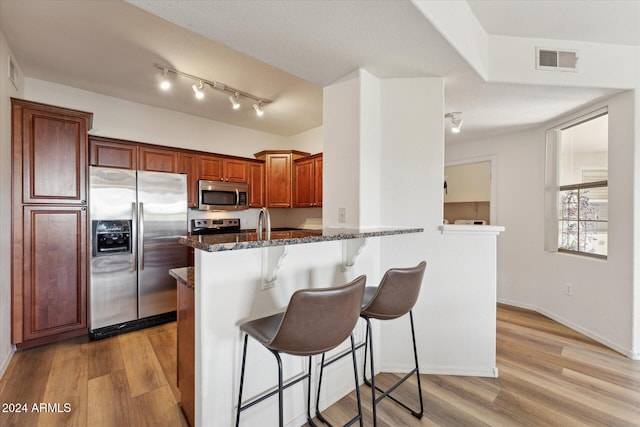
238 371 310 413
365 369 422 418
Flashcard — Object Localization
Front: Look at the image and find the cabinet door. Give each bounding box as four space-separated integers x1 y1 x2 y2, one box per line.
224 159 248 183
197 155 224 181
248 162 265 208
89 138 137 170
313 155 323 207
21 107 88 204
21 206 88 342
177 281 195 427
265 154 292 208
179 153 198 208
139 146 179 173
293 157 314 207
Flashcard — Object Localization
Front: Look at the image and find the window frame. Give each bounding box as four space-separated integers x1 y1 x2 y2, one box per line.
557 180 608 259
544 107 609 259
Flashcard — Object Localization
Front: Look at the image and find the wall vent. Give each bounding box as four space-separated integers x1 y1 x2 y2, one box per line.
8 55 19 89
536 47 579 72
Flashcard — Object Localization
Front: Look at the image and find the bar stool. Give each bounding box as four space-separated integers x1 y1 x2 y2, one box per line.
235 275 367 427
361 261 427 426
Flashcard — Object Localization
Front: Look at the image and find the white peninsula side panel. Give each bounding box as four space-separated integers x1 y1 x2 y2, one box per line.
193 239 380 427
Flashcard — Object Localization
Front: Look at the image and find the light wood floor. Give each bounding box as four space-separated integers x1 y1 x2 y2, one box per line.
1 305 639 426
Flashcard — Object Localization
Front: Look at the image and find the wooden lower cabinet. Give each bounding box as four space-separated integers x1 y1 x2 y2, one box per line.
15 205 88 347
176 274 195 427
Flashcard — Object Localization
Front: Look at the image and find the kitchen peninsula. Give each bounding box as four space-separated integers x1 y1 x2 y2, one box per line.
178 226 423 427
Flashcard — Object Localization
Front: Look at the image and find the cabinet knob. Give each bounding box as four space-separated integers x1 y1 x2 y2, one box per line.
81 200 87 204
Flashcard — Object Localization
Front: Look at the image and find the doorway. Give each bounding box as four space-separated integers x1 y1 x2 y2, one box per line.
444 158 495 225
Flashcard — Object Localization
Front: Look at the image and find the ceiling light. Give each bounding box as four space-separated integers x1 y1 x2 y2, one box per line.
192 81 205 100
253 102 264 117
445 112 463 133
153 63 273 111
229 93 240 110
156 68 171 91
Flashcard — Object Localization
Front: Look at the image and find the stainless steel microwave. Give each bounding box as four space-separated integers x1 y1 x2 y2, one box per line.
198 180 249 210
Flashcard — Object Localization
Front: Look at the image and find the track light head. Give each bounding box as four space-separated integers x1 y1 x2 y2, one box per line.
229 93 240 110
155 68 171 91
445 112 463 133
192 81 205 100
253 102 264 117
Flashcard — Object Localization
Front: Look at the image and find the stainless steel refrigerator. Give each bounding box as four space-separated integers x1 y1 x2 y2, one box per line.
89 166 188 338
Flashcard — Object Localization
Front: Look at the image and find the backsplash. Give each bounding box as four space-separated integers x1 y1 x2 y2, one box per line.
187 207 322 232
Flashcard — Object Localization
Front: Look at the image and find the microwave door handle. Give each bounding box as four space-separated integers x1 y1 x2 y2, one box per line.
235 189 239 208
131 202 137 272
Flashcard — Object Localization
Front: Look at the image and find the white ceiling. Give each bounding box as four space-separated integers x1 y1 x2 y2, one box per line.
1 0 638 142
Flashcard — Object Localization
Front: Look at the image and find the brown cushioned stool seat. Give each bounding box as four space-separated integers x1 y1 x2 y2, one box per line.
235 275 367 427
315 262 427 427
361 261 427 426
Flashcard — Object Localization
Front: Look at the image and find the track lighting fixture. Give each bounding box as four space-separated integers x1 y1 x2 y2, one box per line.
253 102 264 117
445 112 463 133
156 68 171 91
192 81 205 100
153 63 272 114
229 93 240 110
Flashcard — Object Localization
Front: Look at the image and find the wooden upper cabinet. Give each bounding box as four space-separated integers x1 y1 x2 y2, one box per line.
198 154 247 183
89 137 137 170
293 153 323 208
313 155 323 207
255 150 309 208
248 161 265 208
179 153 198 208
197 154 224 181
224 158 248 183
13 99 92 205
139 146 179 173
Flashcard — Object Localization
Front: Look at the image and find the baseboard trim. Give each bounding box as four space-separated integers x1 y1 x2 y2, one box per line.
0 345 16 380
497 299 638 360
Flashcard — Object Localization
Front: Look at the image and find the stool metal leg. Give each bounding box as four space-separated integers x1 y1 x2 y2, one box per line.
236 334 249 427
315 333 363 427
364 317 378 427
362 311 424 424
270 349 284 427
408 311 424 418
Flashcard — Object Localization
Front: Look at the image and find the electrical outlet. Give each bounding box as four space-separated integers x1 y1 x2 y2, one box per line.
338 207 347 223
565 283 573 296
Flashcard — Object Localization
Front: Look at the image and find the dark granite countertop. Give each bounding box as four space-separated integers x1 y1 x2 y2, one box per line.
169 267 194 289
179 227 423 252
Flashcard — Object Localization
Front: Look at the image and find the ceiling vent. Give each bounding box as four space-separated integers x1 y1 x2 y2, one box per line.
536 47 579 72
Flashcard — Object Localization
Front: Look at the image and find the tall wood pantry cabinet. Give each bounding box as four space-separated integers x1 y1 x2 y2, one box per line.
11 98 93 349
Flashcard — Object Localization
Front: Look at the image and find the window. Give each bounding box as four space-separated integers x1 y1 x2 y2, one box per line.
545 110 608 259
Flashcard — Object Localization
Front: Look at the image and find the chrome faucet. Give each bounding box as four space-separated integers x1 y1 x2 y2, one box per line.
257 207 271 240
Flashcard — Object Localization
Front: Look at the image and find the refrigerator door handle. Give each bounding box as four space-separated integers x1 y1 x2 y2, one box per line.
139 202 145 270
131 202 137 272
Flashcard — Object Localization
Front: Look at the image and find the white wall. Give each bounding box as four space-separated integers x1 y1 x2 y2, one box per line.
446 90 639 358
24 78 290 158
444 161 491 202
0 29 23 378
324 70 501 376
